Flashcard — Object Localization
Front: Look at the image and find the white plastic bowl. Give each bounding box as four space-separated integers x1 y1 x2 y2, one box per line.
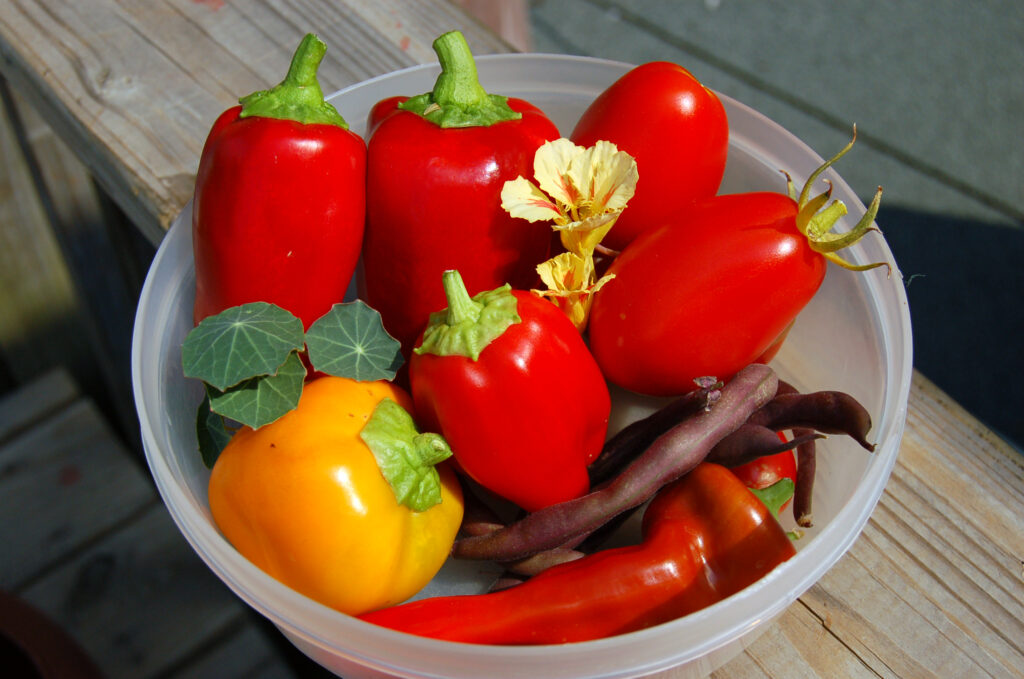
132 54 912 679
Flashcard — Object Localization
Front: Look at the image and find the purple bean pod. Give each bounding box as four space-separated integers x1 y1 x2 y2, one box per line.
451 364 779 562
706 423 824 468
587 378 722 486
748 387 875 452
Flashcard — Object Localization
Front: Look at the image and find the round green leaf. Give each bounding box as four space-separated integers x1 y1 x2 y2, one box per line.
182 302 305 391
305 301 404 381
205 351 306 429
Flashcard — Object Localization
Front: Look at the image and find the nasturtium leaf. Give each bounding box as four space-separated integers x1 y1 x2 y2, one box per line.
305 301 404 381
182 302 305 391
205 350 306 429
196 394 236 468
359 398 453 512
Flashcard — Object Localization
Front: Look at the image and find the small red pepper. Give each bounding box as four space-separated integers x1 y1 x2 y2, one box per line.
359 30 560 355
359 462 796 643
731 437 797 512
192 34 366 329
409 270 610 512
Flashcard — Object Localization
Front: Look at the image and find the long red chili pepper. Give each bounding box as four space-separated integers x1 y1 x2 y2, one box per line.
359 463 796 644
192 34 366 330
359 30 559 356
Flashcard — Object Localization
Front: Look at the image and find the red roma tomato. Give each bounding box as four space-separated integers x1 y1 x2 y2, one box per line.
588 133 886 397
589 192 816 396
570 61 728 251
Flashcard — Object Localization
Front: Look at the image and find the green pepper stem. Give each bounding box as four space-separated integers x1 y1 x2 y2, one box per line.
396 30 520 128
238 33 348 128
415 272 520 360
431 31 490 109
283 33 327 89
442 270 481 326
360 399 452 512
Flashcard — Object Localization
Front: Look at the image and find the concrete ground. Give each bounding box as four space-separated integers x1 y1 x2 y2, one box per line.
527 0 1024 449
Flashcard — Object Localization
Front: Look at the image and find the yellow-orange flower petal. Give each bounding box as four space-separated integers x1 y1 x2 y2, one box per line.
500 176 563 223
534 138 585 208
567 140 638 215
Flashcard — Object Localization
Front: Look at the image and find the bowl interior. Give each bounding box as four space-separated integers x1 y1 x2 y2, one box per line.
132 54 912 679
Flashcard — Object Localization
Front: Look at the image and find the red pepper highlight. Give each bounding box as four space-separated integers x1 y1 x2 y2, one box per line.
359 463 796 644
359 31 560 355
192 34 366 330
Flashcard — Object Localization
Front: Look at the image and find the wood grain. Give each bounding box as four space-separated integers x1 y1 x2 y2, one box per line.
0 367 77 443
19 504 253 679
0 0 512 244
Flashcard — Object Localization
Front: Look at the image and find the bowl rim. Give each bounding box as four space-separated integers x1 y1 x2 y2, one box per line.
132 52 913 679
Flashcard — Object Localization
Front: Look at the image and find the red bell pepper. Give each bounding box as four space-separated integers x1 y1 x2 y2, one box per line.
192 34 366 330
359 462 796 643
358 30 560 355
409 270 610 512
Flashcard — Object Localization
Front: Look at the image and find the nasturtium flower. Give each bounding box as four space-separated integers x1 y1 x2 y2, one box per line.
536 252 615 331
501 138 637 330
502 138 638 257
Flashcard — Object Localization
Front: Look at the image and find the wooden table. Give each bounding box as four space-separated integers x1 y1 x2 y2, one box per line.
1 2 1021 678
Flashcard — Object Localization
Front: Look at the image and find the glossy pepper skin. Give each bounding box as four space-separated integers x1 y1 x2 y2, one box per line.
359 31 559 355
410 271 610 513
359 463 796 643
192 34 366 330
208 376 464 616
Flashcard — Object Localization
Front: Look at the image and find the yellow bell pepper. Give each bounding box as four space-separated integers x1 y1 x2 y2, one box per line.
208 376 464 615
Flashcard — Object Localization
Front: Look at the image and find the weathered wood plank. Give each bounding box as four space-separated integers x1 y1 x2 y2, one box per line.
709 601 877 678
0 80 143 444
18 503 252 679
0 84 94 393
0 370 304 678
168 621 299 679
0 367 77 444
0 0 511 244
0 396 155 590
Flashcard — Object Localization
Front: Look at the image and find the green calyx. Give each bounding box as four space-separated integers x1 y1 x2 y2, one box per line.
239 33 349 128
359 398 453 512
414 270 520 361
786 125 889 273
398 30 521 128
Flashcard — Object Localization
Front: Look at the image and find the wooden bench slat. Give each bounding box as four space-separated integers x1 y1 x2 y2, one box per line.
0 368 78 445
0 396 155 590
18 504 251 679
167 622 299 679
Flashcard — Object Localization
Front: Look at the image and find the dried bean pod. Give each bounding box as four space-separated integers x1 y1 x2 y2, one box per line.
588 379 722 486
770 382 852 528
707 423 823 468
794 440 817 527
748 389 875 452
452 364 779 562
